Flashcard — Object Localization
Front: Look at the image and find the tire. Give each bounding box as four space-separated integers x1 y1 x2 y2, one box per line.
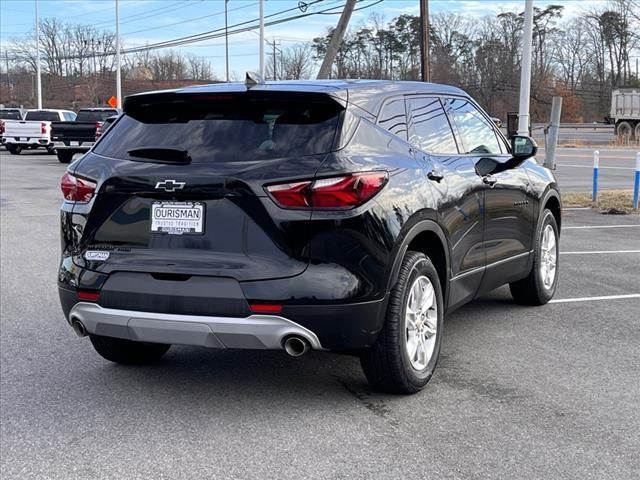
509 209 559 305
46 146 57 155
7 145 22 155
360 251 444 394
89 334 170 365
616 121 633 139
57 151 74 164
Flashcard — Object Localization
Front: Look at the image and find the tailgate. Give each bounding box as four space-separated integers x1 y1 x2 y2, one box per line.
69 91 344 282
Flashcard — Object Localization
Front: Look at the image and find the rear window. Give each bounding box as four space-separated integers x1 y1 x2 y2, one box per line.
0 110 22 120
94 93 343 162
25 111 63 121
77 110 118 122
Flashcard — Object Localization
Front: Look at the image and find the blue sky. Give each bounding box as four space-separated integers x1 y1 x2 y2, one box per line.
0 0 604 78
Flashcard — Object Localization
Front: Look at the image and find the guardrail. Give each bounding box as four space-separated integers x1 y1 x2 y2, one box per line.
531 123 614 131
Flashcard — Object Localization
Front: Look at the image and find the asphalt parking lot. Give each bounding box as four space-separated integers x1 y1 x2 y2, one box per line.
1 149 639 480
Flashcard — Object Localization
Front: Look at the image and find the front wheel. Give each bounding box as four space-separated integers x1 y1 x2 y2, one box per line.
89 335 170 365
360 251 444 394
510 209 559 305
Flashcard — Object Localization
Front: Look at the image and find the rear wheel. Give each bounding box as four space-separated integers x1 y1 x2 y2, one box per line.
57 151 74 164
510 209 559 305
46 145 57 155
7 145 22 155
616 121 633 140
360 251 444 394
89 335 170 365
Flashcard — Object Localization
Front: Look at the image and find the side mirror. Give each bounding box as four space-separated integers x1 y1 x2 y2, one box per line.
511 135 537 161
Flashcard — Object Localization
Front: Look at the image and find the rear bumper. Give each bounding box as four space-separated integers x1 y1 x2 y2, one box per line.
53 141 93 152
5 137 50 146
69 302 324 351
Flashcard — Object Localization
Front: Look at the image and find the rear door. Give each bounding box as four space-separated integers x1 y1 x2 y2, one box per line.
405 95 485 309
71 91 344 282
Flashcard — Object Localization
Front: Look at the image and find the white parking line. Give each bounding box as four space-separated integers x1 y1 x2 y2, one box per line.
562 250 640 254
564 225 640 230
559 164 636 170
549 294 640 304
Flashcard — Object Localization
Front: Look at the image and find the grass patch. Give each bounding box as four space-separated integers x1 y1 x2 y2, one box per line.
563 190 638 214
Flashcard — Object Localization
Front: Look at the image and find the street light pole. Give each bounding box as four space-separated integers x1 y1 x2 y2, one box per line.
518 0 534 136
35 0 42 108
115 0 122 108
225 0 230 82
259 0 265 78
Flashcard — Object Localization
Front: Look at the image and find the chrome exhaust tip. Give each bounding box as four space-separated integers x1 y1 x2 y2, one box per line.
71 318 87 337
283 336 310 357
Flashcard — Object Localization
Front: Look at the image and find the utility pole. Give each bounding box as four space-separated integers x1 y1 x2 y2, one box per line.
518 0 534 136
266 38 281 80
35 0 42 108
420 0 430 82
259 0 265 78
5 50 10 103
224 0 230 82
317 0 356 79
115 0 122 108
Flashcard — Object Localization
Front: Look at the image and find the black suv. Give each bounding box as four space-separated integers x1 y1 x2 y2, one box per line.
58 80 561 394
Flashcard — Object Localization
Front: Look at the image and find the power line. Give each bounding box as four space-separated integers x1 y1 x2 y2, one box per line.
121 2 257 37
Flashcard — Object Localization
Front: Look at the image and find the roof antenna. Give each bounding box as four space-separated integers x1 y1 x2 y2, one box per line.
245 71 265 88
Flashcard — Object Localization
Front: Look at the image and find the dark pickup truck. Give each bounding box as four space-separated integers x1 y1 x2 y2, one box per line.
51 108 120 163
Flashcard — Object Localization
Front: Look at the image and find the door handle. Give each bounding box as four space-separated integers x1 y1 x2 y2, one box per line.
427 170 444 182
482 175 498 187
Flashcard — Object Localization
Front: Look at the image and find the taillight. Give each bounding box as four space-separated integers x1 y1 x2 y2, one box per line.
0 120 5 134
95 121 104 141
41 122 47 134
61 172 96 202
265 172 388 209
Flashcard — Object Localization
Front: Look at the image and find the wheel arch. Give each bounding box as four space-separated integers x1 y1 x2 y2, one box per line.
387 219 450 306
541 188 562 234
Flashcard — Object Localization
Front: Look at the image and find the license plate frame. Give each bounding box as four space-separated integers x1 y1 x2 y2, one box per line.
150 201 205 235
70 141 80 146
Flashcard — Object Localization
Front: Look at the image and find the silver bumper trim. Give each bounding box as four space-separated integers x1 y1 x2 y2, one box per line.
69 302 323 351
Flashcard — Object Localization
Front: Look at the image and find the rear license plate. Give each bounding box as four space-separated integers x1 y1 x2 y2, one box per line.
70 141 80 146
19 137 27 141
150 202 205 235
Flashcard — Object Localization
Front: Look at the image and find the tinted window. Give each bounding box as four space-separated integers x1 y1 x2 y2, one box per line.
77 110 118 122
406 97 458 154
94 94 343 163
25 111 61 122
445 99 501 154
377 98 407 139
0 110 22 120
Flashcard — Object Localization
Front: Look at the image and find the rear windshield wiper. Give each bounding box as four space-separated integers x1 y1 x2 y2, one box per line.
127 147 191 164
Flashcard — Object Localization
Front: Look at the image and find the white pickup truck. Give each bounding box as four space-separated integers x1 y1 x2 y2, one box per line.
3 109 77 155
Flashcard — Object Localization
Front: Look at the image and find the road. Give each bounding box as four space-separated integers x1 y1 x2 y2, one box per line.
538 146 639 192
1 150 639 479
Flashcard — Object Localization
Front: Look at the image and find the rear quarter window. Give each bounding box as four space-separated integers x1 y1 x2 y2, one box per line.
94 93 343 163
25 111 62 122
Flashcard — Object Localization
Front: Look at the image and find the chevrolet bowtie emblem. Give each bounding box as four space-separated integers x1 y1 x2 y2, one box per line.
155 180 185 192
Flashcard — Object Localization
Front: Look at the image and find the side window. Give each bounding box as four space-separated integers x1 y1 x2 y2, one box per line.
444 99 501 155
406 97 458 154
377 98 407 140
